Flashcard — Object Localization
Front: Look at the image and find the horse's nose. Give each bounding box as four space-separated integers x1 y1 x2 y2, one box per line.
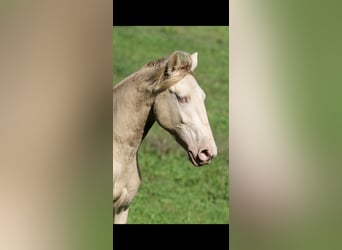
198 148 214 162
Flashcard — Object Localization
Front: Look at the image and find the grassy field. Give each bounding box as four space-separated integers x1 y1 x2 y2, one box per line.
113 26 229 224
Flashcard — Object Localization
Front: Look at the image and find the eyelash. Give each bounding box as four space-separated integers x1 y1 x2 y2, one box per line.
176 95 190 104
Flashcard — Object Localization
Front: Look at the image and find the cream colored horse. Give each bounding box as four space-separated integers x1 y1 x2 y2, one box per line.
113 51 217 224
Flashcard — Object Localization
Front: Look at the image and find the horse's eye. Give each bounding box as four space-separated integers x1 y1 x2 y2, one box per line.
177 95 190 104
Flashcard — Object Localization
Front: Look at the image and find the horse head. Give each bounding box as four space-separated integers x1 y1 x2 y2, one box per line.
153 51 217 166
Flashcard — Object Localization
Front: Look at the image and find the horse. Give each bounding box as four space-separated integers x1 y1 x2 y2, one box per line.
113 51 217 224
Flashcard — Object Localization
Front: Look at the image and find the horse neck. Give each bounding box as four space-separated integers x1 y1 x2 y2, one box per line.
113 78 156 158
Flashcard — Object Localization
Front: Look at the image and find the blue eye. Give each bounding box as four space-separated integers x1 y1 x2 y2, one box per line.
176 95 190 104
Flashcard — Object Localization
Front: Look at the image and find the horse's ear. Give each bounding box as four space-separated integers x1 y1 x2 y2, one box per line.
191 52 198 71
166 51 194 74
154 52 192 94
166 52 182 74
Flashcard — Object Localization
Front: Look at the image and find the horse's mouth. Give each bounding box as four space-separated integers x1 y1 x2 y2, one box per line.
174 135 212 167
188 151 209 167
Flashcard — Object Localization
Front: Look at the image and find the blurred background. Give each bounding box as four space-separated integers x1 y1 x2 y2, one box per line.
0 1 112 249
113 26 229 224
230 1 342 249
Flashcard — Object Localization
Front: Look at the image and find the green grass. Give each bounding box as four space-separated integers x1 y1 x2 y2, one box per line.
113 26 229 224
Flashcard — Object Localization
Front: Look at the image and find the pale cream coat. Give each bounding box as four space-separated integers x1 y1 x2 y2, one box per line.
113 51 217 224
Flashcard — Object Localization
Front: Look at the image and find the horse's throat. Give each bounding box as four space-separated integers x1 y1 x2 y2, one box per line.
142 107 155 140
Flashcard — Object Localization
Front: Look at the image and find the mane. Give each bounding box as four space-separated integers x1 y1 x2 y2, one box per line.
144 56 169 69
145 52 194 92
113 51 194 93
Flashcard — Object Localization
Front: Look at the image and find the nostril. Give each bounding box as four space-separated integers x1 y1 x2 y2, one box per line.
202 149 210 157
198 149 212 162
